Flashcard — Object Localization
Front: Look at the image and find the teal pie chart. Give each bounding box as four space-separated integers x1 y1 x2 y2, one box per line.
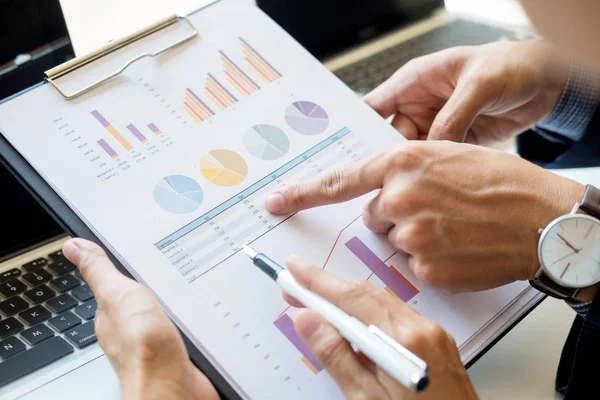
244 124 290 160
153 175 204 214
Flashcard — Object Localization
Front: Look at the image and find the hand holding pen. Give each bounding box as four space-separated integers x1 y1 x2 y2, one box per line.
245 247 479 400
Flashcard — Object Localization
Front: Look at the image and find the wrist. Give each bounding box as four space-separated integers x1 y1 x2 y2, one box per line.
525 175 586 281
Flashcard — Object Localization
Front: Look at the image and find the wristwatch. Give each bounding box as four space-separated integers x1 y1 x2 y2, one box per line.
530 184 600 300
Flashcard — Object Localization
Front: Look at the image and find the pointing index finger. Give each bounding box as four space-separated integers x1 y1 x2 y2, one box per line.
264 152 389 215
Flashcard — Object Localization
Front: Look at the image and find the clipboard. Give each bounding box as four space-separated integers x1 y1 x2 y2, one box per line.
0 2 241 398
0 0 547 398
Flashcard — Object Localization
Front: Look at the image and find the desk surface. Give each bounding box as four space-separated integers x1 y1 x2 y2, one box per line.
57 1 578 398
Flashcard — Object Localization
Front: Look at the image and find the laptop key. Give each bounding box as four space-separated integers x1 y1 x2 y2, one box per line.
0 337 74 387
73 269 84 281
46 294 78 313
73 299 97 320
48 260 76 276
0 269 21 284
19 306 51 325
23 285 55 304
0 336 26 359
48 311 80 333
0 318 24 338
48 250 64 261
22 269 53 286
0 278 28 297
21 324 54 345
22 258 48 272
72 284 93 302
64 321 97 349
50 274 80 293
0 296 30 316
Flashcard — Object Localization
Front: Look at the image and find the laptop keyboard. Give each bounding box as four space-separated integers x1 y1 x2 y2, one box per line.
334 19 526 95
0 247 97 388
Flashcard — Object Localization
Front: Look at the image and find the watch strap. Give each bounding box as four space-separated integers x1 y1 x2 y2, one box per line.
580 184 600 218
529 273 579 300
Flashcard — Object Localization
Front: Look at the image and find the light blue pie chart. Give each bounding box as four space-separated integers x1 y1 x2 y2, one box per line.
153 175 204 214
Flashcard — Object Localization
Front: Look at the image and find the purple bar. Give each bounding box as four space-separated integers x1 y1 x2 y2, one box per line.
186 88 215 115
126 124 147 142
274 314 323 372
218 50 260 89
345 236 417 302
147 123 160 134
97 139 117 158
239 37 282 77
207 73 238 102
91 110 110 127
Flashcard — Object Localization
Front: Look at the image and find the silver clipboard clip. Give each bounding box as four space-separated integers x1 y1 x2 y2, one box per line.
45 14 198 100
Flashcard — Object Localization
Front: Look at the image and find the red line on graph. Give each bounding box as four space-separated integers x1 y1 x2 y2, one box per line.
277 214 363 318
322 214 362 271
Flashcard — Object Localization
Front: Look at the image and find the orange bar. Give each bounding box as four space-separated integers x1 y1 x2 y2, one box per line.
242 45 279 81
185 94 211 119
224 66 252 94
246 62 270 84
207 78 234 106
106 125 133 151
183 105 202 123
389 266 420 294
226 77 249 97
301 357 319 374
205 85 228 109
244 52 276 82
384 286 399 298
184 102 205 122
223 58 257 92
204 89 226 110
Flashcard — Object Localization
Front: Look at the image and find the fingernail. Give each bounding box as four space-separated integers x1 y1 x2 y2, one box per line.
62 240 81 265
296 311 322 340
265 192 284 213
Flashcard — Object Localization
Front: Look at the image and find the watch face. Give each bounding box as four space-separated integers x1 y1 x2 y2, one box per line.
539 215 600 288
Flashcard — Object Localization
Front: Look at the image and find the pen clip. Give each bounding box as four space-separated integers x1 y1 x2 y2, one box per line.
368 325 428 371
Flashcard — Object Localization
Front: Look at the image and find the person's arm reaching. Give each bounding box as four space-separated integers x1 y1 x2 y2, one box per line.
362 40 570 145
265 141 585 293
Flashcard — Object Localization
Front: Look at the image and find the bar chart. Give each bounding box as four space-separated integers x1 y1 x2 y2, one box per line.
91 109 167 162
345 236 419 302
220 50 260 97
97 139 118 159
181 38 281 124
274 314 322 374
241 37 282 84
148 123 163 136
127 124 148 144
183 88 215 123
205 74 238 110
91 110 133 152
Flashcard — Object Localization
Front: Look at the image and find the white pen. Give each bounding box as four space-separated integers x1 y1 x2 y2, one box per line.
243 245 429 392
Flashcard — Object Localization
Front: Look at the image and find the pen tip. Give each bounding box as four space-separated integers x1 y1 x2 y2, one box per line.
243 245 258 259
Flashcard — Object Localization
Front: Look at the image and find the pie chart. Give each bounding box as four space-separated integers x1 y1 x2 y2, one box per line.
153 175 204 214
200 149 248 187
284 101 329 135
244 124 290 161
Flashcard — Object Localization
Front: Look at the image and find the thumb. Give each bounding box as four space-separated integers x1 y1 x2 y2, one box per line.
428 79 491 142
294 310 377 396
62 238 133 303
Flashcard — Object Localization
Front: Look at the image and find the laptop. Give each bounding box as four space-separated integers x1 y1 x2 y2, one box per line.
0 2 121 399
257 0 532 95
0 0 529 398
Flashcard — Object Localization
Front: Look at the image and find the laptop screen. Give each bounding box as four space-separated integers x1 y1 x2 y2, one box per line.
256 0 444 60
0 0 73 260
